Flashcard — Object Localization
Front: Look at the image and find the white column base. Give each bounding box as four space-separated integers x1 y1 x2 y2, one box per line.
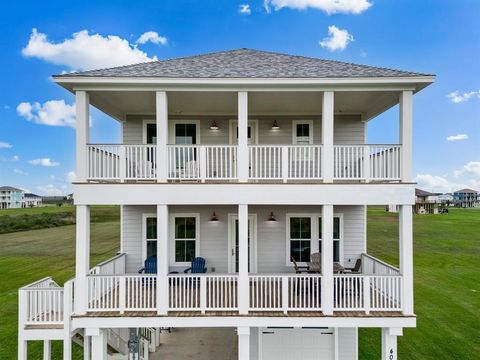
381 327 402 360
43 340 51 360
237 326 250 360
91 329 107 360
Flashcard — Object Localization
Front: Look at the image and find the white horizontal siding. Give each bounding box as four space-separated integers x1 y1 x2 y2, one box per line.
338 327 358 360
122 114 363 145
121 205 365 275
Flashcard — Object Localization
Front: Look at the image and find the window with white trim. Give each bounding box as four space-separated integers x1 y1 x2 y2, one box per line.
174 216 197 263
289 217 312 262
145 216 157 259
318 216 341 262
292 120 313 145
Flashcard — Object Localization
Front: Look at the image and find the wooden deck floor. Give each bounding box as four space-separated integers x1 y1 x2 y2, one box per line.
78 310 406 318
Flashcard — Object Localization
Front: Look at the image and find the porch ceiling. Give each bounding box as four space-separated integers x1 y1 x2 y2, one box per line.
88 90 401 122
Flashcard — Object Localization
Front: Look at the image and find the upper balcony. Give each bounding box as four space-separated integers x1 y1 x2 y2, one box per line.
71 89 415 186
86 143 402 183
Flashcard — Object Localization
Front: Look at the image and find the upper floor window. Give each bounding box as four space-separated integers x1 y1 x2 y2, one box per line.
319 216 342 262
145 216 157 259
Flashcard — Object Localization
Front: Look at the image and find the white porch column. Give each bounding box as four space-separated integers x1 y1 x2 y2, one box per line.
90 329 107 360
399 91 413 182
321 204 334 315
322 92 334 183
83 335 91 360
237 326 250 360
238 204 249 314
75 205 90 315
399 205 414 315
63 337 71 360
156 91 168 182
76 91 89 182
43 340 51 360
157 204 169 315
238 92 249 182
18 339 27 360
381 327 402 360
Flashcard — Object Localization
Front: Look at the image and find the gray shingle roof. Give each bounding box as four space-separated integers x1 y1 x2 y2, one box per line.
53 48 431 79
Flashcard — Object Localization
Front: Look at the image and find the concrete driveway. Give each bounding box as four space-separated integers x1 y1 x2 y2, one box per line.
150 328 238 360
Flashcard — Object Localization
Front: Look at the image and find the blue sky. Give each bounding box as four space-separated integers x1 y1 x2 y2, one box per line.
0 0 479 195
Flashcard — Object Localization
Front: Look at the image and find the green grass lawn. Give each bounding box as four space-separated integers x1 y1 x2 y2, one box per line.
0 206 478 358
360 207 480 359
0 206 120 359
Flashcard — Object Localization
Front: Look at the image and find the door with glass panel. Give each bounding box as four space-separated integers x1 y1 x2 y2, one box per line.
229 215 256 273
171 122 199 178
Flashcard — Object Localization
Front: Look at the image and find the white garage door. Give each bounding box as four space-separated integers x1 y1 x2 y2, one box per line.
261 328 334 360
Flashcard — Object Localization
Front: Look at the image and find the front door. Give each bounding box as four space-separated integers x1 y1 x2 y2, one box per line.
229 120 258 145
229 214 256 273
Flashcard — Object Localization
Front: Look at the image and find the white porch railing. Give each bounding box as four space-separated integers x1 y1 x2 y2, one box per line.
90 253 126 275
334 145 401 181
19 277 64 325
86 143 400 182
333 274 402 312
361 253 401 276
249 274 322 312
87 144 156 180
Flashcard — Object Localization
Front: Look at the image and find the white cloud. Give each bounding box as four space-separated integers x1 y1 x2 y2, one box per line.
446 134 468 141
17 100 76 128
136 31 167 46
13 168 28 176
319 25 354 51
414 174 466 193
0 141 12 149
28 158 60 167
239 4 252 14
447 90 480 103
22 28 157 71
37 184 68 196
11 155 20 161
454 161 480 178
66 171 76 183
264 0 372 14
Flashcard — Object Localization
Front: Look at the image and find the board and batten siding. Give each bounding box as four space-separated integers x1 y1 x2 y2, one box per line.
122 114 364 145
122 205 365 274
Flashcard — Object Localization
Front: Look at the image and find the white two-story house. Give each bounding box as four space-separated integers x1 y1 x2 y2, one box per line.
18 49 434 360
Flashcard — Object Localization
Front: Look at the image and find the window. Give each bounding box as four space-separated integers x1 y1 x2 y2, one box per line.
174 217 197 263
146 123 157 144
293 121 313 145
318 216 341 262
289 217 311 262
145 217 157 259
175 124 197 144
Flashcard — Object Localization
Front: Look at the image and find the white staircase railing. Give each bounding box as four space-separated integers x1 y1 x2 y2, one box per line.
19 277 64 325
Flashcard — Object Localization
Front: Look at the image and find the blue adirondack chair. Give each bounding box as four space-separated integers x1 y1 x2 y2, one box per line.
183 257 207 274
138 256 157 274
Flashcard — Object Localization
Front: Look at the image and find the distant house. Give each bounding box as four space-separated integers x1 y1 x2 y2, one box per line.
23 193 43 208
0 186 24 209
437 193 454 205
415 188 439 214
454 188 479 208
41 195 69 205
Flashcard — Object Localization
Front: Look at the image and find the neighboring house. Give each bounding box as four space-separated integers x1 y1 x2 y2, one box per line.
415 188 439 214
0 186 24 209
453 188 479 208
18 49 435 360
438 193 454 205
23 193 43 208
